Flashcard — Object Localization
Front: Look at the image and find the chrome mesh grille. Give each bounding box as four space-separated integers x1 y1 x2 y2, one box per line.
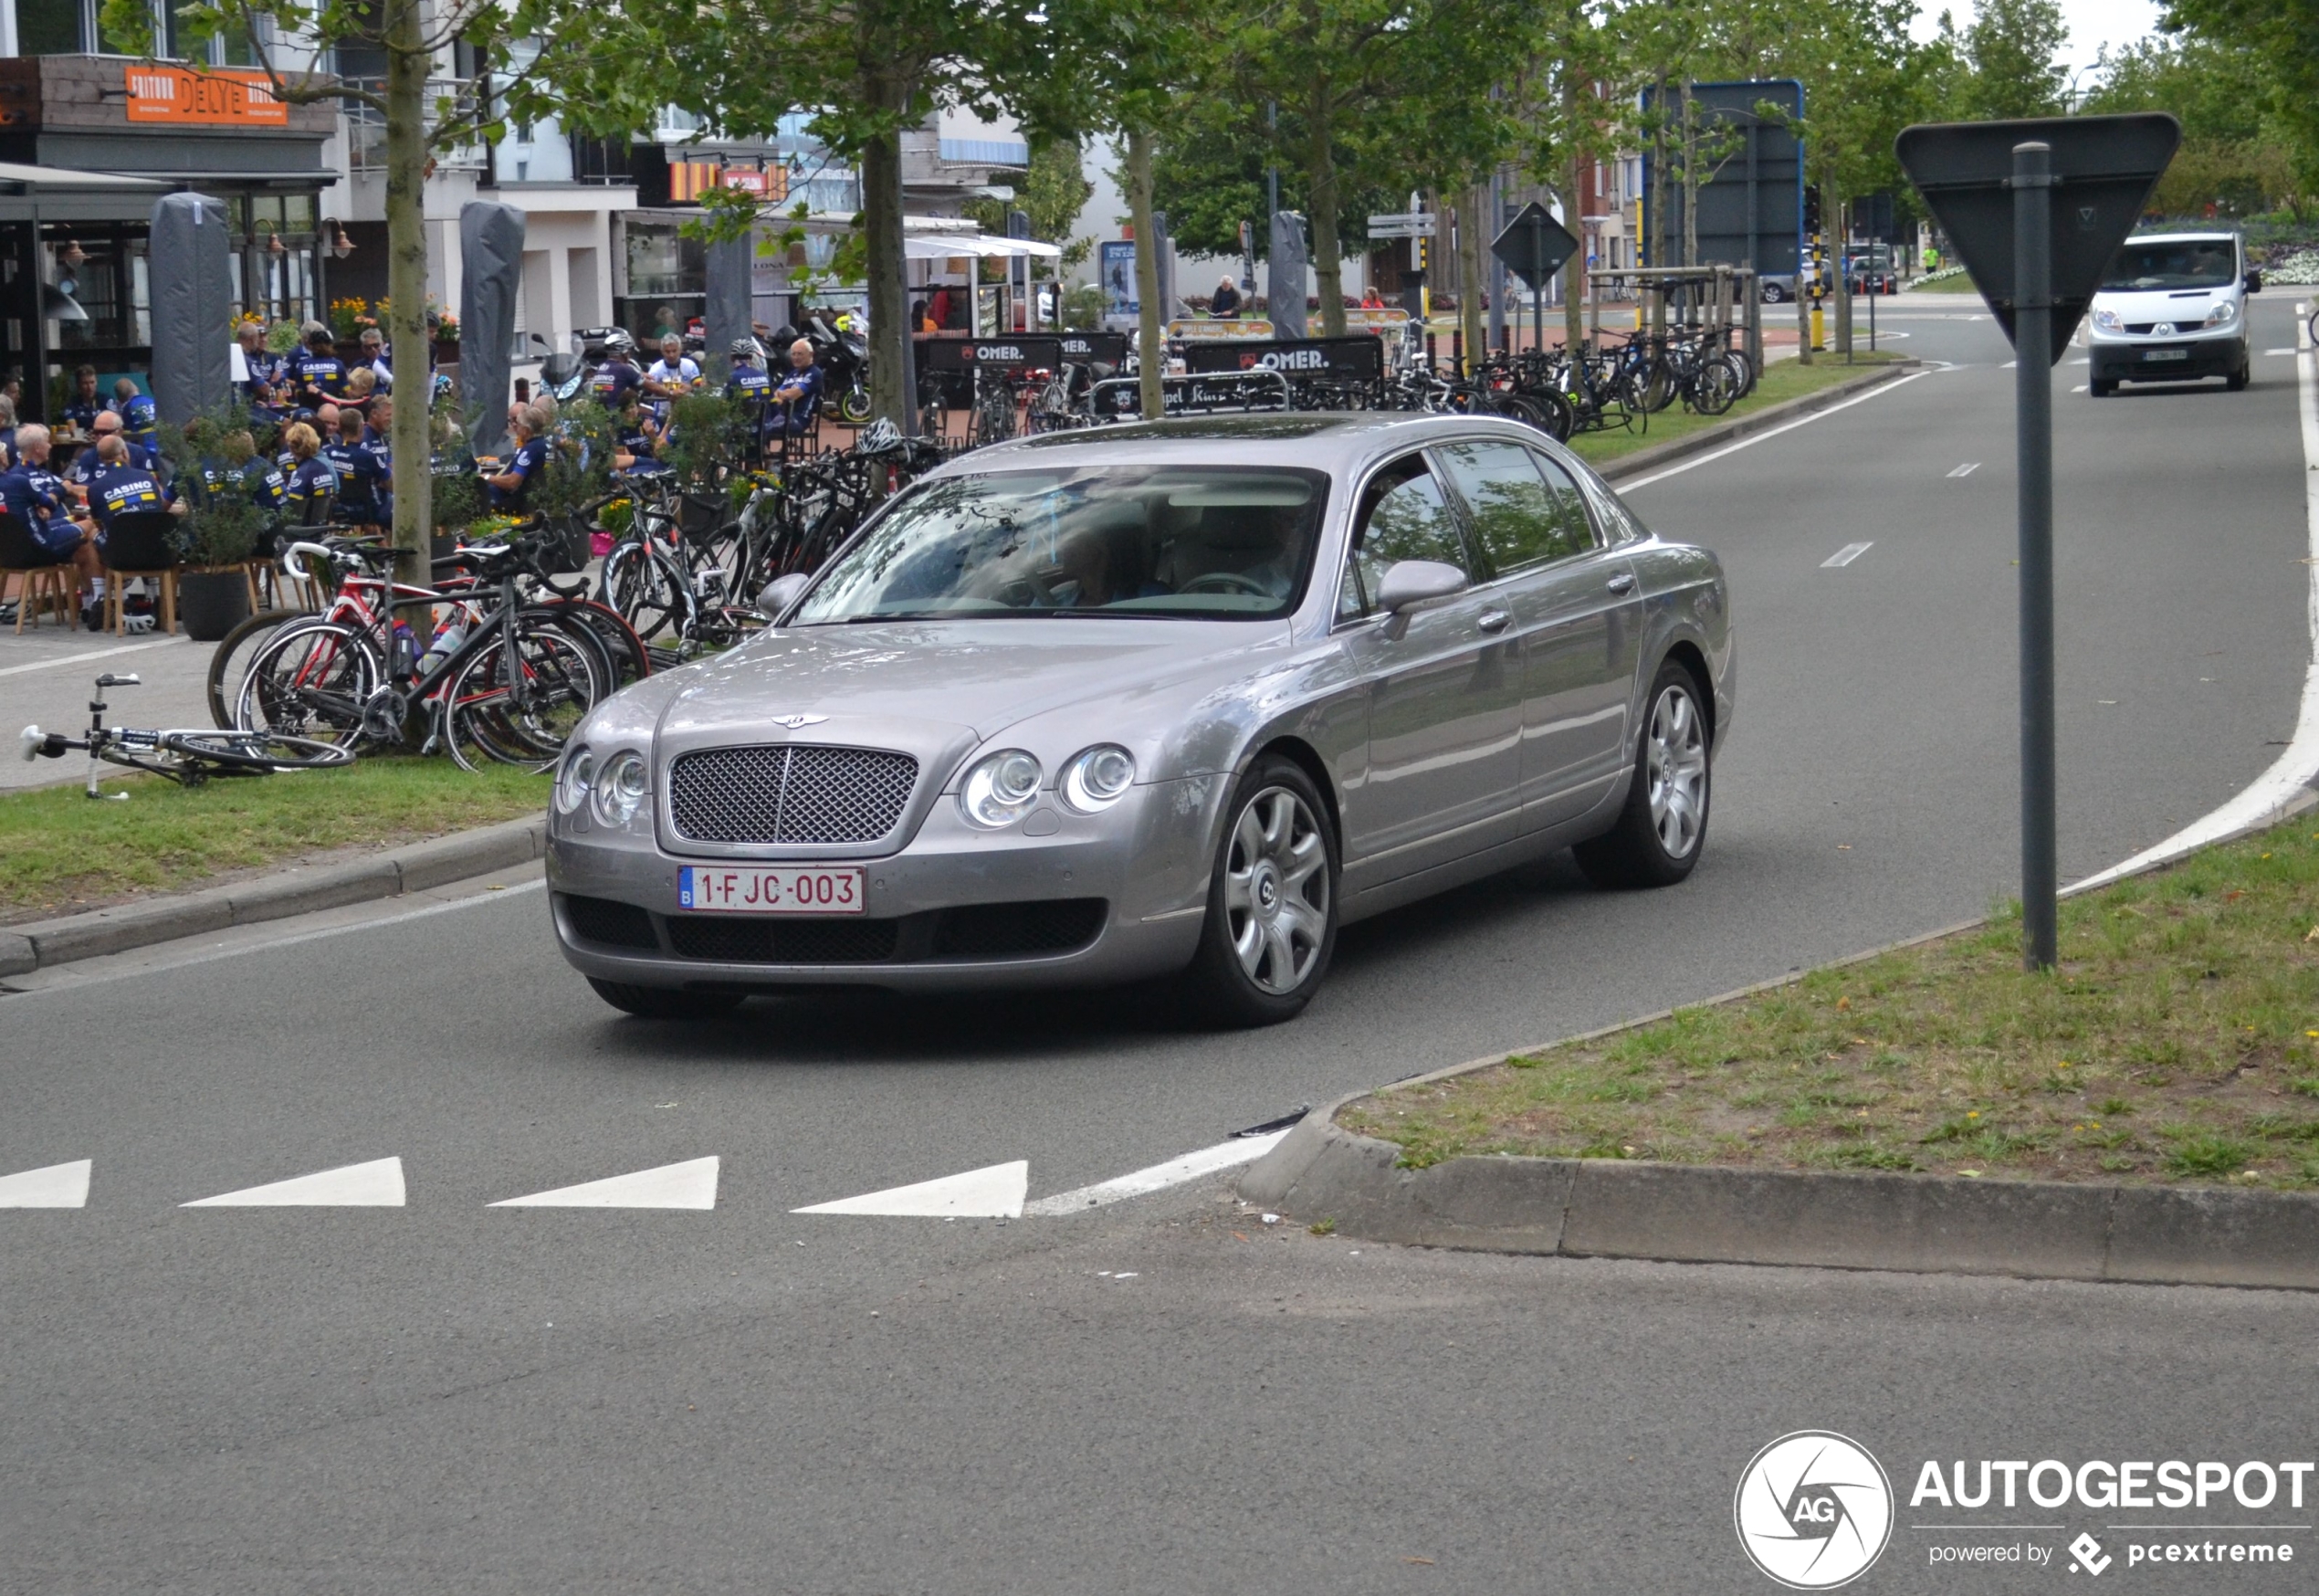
668 744 918 845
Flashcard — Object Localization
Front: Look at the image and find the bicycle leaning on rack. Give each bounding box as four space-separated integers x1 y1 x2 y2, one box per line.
22 673 352 799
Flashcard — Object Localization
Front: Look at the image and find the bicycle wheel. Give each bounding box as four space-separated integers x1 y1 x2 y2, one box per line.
233 618 382 747
206 607 306 730
441 618 604 772
163 730 357 771
603 541 687 645
1689 356 1742 416
537 598 651 689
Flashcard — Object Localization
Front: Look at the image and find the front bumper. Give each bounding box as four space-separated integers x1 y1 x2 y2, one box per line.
2090 328 2245 383
547 774 1225 992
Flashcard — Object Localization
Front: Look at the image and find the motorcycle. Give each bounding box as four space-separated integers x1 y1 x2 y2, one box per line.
801 314 874 425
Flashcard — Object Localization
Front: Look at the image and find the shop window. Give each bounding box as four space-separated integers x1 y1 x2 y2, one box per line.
17 0 84 54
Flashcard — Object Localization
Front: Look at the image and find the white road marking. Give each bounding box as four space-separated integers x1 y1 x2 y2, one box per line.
2072 302 2319 893
2070 358 2089 366
2268 348 2298 357
1947 461 1980 478
0 1159 90 1208
2002 360 2019 369
2071 384 2089 393
1821 542 1873 569
490 1156 719 1210
793 1160 1027 1218
183 1157 405 1208
1620 368 1933 492
0 637 185 678
1024 1131 1291 1217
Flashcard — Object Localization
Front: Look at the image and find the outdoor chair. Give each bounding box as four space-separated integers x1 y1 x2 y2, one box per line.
97 509 182 635
0 509 75 632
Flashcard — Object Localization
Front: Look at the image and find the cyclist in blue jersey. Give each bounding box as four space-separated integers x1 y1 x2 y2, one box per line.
61 365 103 431
281 422 337 527
0 424 99 614
288 326 347 409
589 330 644 407
486 404 551 511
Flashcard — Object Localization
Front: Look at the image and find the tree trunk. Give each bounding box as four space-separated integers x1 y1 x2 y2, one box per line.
1459 182 1485 374
1680 83 1698 269
383 0 430 592
1125 123 1165 420
1562 87 1585 356
1306 86 1344 338
860 102 909 429
1650 71 1668 269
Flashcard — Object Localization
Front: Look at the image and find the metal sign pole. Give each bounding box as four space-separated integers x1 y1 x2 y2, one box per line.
2013 139 2057 971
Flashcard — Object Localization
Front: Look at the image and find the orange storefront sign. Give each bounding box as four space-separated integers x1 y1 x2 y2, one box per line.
122 66 288 127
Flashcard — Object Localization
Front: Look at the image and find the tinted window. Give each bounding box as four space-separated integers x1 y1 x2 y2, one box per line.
1339 456 1466 618
793 466 1327 622
1434 440 1592 574
2100 238 2238 291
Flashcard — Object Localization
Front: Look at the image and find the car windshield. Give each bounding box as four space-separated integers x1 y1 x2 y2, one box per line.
792 465 1329 623
2100 239 2238 291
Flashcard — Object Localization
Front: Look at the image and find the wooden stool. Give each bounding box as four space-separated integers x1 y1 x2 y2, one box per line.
4 563 75 632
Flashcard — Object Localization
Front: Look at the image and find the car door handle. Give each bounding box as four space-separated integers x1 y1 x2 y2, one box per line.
1606 572 1637 594
1476 609 1512 633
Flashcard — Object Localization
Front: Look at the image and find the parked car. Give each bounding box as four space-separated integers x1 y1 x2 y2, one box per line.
2087 230 2258 395
547 414 1736 1025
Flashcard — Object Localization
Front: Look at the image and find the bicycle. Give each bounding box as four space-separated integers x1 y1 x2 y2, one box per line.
22 673 351 799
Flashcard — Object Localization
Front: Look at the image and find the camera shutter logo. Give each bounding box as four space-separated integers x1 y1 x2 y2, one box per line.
1733 1431 1894 1589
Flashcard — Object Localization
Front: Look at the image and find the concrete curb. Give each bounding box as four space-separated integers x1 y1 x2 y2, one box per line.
0 814 545 977
1593 359 1923 484
1241 1096 2319 1290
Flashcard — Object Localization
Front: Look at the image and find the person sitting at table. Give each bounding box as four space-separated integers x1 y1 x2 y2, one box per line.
2 424 101 621
772 338 824 436
288 325 347 410
236 322 286 415
342 366 378 420
85 433 166 540
280 422 337 527
612 392 667 475
325 406 389 528
112 379 158 454
358 326 392 393
61 365 103 432
644 333 699 400
486 404 551 512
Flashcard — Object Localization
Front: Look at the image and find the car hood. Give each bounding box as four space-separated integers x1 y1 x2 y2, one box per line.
653 618 1296 748
2093 287 2230 321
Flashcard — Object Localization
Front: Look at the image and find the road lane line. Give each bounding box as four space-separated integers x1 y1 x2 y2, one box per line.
0 637 185 678
2072 301 2319 893
1946 461 1979 478
2269 348 2299 357
0 1160 90 1208
1821 542 1873 568
490 1156 719 1210
2071 384 2089 393
1619 368 1933 492
1025 1131 1291 1216
183 1157 405 1207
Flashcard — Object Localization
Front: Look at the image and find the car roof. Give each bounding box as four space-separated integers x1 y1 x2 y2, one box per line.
2120 231 2241 245
950 412 1524 475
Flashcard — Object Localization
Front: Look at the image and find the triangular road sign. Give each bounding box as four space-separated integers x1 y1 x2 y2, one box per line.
490 1156 720 1210
1492 203 1579 294
183 1157 406 1207
792 1160 1027 1218
1896 114 2179 364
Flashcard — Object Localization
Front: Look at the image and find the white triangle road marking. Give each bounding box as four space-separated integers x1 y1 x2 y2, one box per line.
183 1157 406 1207
0 1160 91 1208
490 1156 719 1210
1025 1131 1289 1217
792 1160 1027 1218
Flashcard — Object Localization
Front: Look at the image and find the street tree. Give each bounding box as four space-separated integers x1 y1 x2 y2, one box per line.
100 0 652 585
2158 0 2319 205
1945 0 2070 120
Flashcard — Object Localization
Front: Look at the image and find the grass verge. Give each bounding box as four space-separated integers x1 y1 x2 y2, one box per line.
1567 351 1907 469
0 757 546 920
1342 818 2319 1191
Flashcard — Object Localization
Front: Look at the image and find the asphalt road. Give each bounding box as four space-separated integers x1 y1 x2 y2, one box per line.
2 296 2314 1593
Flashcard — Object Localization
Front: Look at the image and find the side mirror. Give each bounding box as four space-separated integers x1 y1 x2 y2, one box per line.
1376 559 1468 614
2245 270 2263 293
758 571 811 622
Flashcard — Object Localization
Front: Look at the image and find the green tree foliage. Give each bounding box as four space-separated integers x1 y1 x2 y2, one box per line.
1942 0 2069 120
2157 0 2319 207
2085 34 2296 215
1149 103 1394 263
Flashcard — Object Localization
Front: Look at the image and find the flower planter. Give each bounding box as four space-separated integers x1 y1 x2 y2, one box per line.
178 568 251 642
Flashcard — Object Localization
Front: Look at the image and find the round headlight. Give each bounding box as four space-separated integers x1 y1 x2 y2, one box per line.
959 749 1043 829
556 746 596 814
594 750 649 826
1060 744 1136 812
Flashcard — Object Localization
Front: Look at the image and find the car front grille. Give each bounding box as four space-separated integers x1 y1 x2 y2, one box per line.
561 893 658 950
668 744 918 845
645 898 1112 967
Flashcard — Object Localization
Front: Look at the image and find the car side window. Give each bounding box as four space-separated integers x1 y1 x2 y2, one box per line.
1434 439 1593 576
1338 454 1466 619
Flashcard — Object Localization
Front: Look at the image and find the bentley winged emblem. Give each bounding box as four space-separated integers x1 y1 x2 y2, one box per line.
771 713 829 730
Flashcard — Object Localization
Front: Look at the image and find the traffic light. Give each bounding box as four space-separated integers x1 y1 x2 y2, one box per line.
1803 184 1822 236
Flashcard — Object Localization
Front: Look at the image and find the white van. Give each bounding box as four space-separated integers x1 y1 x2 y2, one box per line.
2087 231 2259 395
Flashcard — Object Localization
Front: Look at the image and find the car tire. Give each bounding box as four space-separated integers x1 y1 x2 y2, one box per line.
1574 658 1712 890
1761 282 1788 304
1180 754 1338 1027
2089 378 2115 397
586 977 745 1020
2227 359 2251 391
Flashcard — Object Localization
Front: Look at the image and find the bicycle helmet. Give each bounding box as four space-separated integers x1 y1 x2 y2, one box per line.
603 329 637 356
855 417 900 453
730 336 764 362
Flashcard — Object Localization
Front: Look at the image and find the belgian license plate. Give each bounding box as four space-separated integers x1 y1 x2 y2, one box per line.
2143 348 2189 362
677 866 865 914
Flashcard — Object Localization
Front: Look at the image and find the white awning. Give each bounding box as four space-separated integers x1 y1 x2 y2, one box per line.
0 162 169 192
902 234 1062 260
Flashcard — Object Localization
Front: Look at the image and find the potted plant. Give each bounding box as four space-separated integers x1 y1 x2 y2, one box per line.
161 404 267 640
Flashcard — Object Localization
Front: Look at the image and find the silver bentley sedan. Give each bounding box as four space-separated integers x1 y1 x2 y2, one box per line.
547 414 1733 1025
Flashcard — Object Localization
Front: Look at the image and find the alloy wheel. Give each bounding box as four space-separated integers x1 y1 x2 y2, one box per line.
1222 786 1330 994
1645 683 1708 860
